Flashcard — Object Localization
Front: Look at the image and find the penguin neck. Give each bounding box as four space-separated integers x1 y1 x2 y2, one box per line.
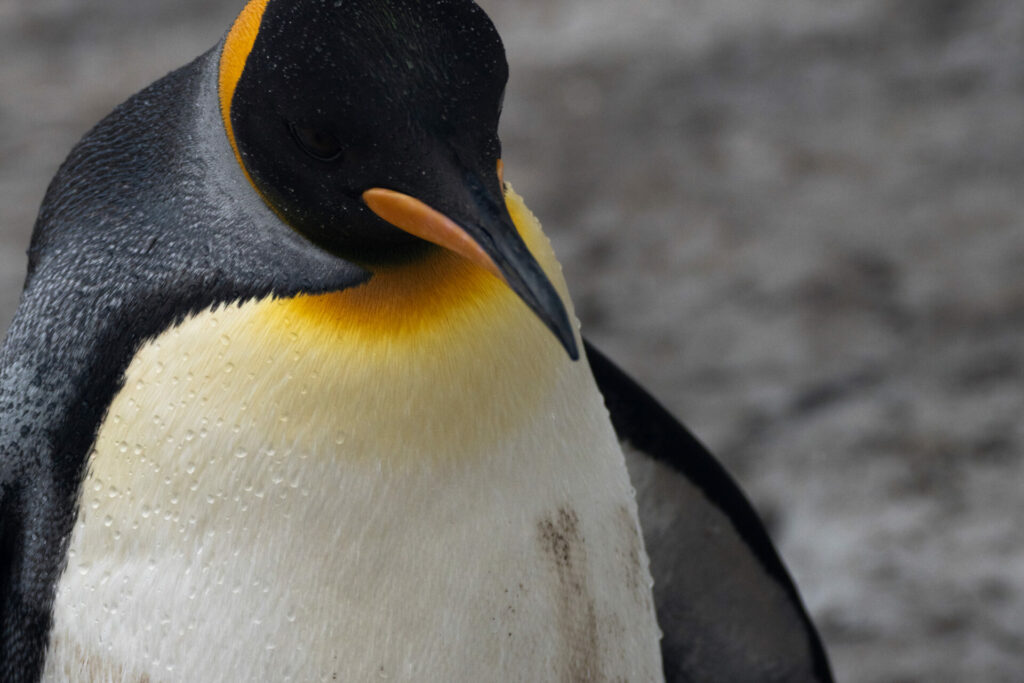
281 185 566 348
260 186 577 461
119 186 575 465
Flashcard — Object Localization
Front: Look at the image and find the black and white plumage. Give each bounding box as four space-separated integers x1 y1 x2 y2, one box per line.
0 1 832 681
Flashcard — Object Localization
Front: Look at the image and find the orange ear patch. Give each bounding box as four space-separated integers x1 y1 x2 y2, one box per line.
218 0 271 173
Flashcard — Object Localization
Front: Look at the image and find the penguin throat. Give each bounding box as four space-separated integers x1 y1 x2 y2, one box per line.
278 186 571 347
285 250 505 341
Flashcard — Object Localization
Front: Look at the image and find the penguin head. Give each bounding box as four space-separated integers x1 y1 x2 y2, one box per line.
219 0 577 359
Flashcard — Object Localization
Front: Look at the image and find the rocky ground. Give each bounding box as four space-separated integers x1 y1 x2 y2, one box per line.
2 1 1023 680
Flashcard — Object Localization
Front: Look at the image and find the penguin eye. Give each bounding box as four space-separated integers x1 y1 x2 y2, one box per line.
287 122 344 162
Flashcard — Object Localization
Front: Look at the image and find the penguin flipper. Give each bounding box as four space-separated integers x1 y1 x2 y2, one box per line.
584 340 833 683
0 445 68 682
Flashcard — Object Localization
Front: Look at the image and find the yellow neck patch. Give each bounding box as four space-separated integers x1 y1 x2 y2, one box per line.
218 0 271 183
267 186 575 352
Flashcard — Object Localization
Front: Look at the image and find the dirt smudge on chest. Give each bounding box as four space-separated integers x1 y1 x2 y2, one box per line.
537 506 603 682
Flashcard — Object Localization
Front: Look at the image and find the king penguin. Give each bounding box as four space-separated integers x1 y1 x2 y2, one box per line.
0 1 832 681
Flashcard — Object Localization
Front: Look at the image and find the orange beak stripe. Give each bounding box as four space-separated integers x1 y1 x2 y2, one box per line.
362 188 503 280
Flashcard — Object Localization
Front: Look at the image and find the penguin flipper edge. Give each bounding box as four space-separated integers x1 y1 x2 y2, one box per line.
0 455 63 683
584 340 833 683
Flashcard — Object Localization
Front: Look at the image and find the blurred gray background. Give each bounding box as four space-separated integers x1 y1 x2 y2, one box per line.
2 0 1023 680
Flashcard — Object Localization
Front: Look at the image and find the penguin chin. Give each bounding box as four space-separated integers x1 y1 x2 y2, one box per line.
336 239 440 271
312 228 438 270
271 200 437 268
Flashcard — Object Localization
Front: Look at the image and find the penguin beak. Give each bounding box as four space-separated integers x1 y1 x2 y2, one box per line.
362 165 579 361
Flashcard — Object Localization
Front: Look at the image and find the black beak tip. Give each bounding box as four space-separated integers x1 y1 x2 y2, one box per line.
538 303 579 361
514 269 580 361
557 324 580 361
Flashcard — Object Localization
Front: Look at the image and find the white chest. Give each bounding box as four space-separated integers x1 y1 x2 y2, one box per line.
45 297 663 682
